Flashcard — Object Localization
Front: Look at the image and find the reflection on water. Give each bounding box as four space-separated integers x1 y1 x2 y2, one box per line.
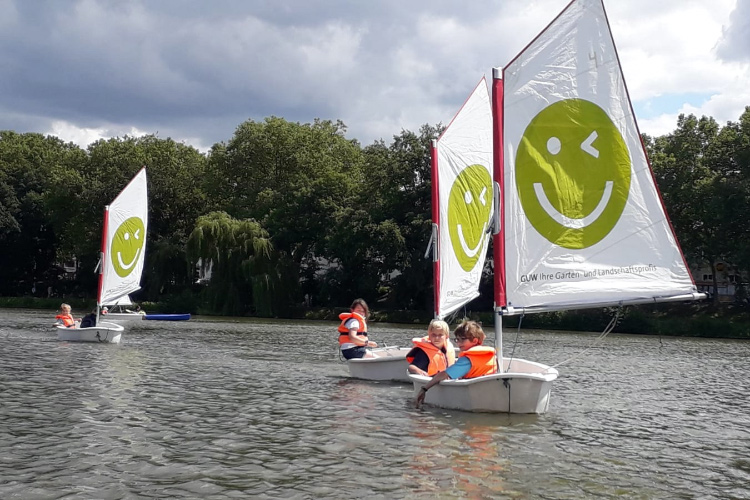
405 418 509 498
1 308 749 499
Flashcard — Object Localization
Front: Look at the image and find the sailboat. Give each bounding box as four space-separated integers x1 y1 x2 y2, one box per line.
410 0 704 413
344 345 413 382
57 167 148 344
103 295 146 322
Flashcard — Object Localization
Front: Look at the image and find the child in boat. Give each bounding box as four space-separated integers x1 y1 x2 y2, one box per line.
126 305 146 315
337 298 378 359
79 309 97 328
416 320 497 407
406 319 456 376
54 303 78 328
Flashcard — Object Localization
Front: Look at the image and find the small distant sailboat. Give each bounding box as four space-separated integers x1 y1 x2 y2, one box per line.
103 295 145 322
57 167 148 344
411 0 704 413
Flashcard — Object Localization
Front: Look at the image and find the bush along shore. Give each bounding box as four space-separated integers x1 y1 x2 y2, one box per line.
7 296 749 339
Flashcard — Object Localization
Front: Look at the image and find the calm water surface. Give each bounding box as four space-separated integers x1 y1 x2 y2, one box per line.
1 309 749 499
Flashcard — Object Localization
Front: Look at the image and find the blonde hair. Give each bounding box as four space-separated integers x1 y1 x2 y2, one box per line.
453 320 485 343
428 319 450 337
60 303 71 312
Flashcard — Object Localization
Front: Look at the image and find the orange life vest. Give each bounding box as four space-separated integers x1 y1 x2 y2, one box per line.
337 312 368 346
458 346 497 379
55 313 75 327
406 337 456 375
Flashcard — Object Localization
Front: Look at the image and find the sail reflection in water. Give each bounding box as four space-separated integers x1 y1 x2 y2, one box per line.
1 310 750 499
405 420 509 497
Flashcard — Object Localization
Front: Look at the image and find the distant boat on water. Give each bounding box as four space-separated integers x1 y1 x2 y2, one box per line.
57 168 148 344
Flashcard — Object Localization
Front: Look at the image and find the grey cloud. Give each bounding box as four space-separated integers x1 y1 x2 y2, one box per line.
0 0 574 148
716 0 750 63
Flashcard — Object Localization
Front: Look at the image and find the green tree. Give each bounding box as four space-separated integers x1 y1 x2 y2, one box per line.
76 136 207 300
705 107 750 285
0 131 86 296
186 211 274 316
356 124 443 310
650 114 728 303
205 117 365 307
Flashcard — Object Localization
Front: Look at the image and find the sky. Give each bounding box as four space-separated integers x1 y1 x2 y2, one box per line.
0 0 748 153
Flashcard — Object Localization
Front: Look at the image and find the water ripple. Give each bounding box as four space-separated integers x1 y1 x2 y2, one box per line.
1 311 749 499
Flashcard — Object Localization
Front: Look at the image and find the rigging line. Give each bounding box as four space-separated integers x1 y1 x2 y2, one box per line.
550 307 622 369
377 341 401 356
504 314 524 372
444 308 462 326
337 345 346 362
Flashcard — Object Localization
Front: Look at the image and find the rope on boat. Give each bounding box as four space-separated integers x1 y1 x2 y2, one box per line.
550 306 621 369
95 329 110 343
378 343 404 356
503 314 525 373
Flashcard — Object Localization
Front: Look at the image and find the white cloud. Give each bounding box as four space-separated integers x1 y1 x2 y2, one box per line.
46 121 149 149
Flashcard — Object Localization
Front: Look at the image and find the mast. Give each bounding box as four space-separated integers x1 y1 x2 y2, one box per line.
430 139 440 319
492 67 505 372
96 205 110 323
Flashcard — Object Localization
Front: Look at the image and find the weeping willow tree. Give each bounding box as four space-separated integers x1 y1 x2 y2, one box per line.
187 211 275 316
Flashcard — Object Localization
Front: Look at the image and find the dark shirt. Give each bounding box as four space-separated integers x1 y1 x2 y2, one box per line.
80 313 96 328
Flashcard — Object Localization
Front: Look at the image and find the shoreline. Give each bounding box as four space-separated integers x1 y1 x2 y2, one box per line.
5 297 749 340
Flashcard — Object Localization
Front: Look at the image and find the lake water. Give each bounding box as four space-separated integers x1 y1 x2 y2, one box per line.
1 308 749 499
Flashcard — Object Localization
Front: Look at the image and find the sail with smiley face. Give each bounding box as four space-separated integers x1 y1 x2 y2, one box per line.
495 0 701 313
98 167 148 307
431 78 493 319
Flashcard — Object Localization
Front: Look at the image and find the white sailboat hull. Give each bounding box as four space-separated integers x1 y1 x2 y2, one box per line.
56 322 124 344
346 347 412 382
410 357 558 414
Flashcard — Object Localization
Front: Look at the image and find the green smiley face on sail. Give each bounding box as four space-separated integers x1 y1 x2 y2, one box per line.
516 99 631 249
110 216 145 278
447 164 493 271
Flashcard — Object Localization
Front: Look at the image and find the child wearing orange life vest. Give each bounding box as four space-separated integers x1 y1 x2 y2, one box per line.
54 303 77 328
406 319 456 376
416 320 497 407
338 298 378 359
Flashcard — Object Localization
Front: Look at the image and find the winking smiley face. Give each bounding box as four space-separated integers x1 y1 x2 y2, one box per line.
515 98 631 249
110 216 146 278
447 164 493 272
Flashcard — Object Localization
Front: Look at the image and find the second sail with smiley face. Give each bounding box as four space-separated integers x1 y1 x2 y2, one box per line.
432 78 493 319
99 168 148 306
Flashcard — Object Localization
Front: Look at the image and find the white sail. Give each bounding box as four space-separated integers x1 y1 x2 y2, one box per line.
500 0 698 313
434 78 493 318
113 295 133 306
99 168 148 306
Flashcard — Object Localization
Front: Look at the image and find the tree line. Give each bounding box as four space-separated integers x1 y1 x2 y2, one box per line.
1 108 749 316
